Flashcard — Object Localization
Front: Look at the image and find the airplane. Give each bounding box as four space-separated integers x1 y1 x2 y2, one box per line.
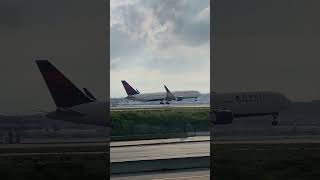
35 60 109 127
211 91 291 126
121 80 201 104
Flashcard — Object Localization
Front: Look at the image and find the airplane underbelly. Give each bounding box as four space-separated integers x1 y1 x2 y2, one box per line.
229 103 280 114
215 101 281 115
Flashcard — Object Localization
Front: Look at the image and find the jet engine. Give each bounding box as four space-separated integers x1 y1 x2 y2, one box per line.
176 96 183 101
213 109 233 124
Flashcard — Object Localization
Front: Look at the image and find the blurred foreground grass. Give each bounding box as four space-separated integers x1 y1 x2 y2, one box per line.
111 107 210 137
212 143 320 180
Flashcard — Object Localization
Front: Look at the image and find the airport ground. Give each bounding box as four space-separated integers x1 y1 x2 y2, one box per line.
1 135 320 179
0 143 109 180
111 168 209 180
212 140 320 180
111 135 320 179
2 104 320 179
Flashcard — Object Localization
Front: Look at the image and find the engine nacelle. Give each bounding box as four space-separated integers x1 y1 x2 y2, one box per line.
176 96 183 101
213 109 233 124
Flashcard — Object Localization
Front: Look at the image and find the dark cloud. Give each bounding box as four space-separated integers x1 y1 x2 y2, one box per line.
148 0 210 45
111 0 209 67
176 17 210 46
110 0 210 97
110 25 144 61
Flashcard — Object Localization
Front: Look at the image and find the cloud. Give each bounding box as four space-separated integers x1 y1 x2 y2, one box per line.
110 0 210 97
111 65 209 98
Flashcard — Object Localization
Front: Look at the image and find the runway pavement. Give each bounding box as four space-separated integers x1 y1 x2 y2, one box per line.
111 140 209 163
0 142 109 154
111 136 209 147
1 135 320 176
110 104 209 111
111 135 320 167
111 168 209 180
3 135 320 156
213 135 320 144
3 135 320 155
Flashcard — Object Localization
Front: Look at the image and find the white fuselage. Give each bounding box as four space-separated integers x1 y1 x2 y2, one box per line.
47 101 109 127
125 91 201 102
212 91 291 116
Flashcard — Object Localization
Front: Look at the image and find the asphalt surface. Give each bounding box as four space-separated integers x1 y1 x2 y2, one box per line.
1 135 320 178
2 135 320 156
111 168 209 180
213 135 320 144
111 136 209 147
111 141 209 162
110 104 209 111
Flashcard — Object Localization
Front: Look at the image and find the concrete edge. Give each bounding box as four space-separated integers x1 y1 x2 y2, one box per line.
111 140 210 148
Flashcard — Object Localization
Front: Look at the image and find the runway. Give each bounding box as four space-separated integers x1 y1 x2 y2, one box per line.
111 136 209 147
111 140 209 162
213 135 320 144
3 135 320 156
111 135 320 165
0 141 110 178
2 135 320 176
110 104 209 111
0 142 109 154
111 168 209 180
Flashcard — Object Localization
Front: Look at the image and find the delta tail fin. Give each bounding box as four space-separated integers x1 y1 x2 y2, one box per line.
121 80 139 96
36 60 94 108
164 85 176 100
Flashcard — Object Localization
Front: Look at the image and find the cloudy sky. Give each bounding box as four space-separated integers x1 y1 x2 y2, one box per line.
110 0 210 97
3 0 320 114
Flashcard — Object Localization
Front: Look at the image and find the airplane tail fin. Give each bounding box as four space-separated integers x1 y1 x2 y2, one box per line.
164 85 176 100
121 80 139 96
83 88 97 100
36 60 94 108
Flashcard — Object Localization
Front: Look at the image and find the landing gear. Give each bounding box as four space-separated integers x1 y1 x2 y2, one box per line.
195 98 197 101
272 120 278 126
160 101 164 104
165 101 170 104
272 113 279 126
